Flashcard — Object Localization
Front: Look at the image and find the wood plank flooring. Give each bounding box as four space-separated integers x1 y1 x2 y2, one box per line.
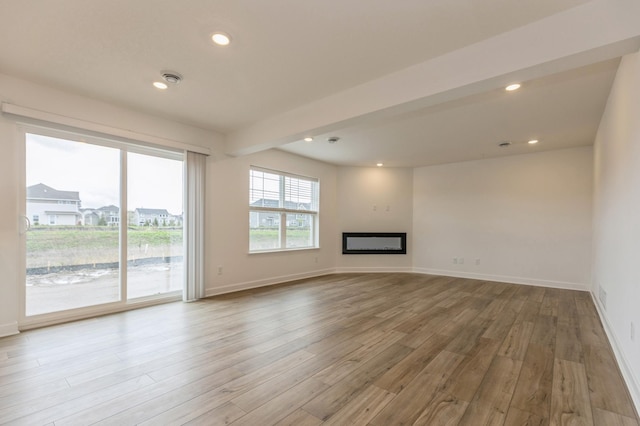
0 273 637 425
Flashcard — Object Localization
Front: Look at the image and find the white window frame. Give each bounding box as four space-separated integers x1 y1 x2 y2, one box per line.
249 166 319 253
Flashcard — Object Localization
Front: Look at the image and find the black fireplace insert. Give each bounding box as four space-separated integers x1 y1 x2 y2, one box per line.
342 232 407 254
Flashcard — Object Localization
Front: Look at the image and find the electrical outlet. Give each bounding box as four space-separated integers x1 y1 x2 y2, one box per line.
452 257 458 265
475 258 480 266
217 266 223 275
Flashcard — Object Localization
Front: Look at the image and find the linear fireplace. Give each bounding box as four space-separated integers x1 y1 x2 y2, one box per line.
342 232 407 255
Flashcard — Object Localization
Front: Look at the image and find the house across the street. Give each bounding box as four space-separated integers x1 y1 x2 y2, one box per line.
134 208 181 226
26 183 81 226
249 199 312 228
81 205 120 226
28 184 179 227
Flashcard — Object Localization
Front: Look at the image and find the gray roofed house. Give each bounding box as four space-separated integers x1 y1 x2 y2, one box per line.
80 209 100 226
134 208 179 226
251 199 311 210
98 205 119 213
27 183 80 202
249 199 312 228
98 205 120 226
27 183 82 226
81 205 120 226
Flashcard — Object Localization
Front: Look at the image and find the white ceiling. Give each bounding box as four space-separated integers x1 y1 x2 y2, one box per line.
0 0 636 167
279 59 619 167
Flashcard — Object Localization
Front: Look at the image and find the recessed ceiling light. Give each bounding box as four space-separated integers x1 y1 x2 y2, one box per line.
153 81 168 90
376 163 384 167
528 139 539 144
304 137 313 142
212 32 231 46
505 83 521 91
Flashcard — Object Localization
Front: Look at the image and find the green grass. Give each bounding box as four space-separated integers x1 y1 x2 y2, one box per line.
27 226 183 251
249 227 313 250
26 226 184 268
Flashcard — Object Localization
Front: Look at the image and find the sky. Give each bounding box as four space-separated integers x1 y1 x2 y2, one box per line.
250 169 314 205
26 133 184 214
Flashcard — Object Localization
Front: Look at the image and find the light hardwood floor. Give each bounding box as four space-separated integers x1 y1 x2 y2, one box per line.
0 273 638 425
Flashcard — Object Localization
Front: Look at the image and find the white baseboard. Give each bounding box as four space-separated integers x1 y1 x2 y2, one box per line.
206 267 588 299
0 321 19 338
205 268 335 298
412 268 589 291
334 266 414 274
590 292 640 415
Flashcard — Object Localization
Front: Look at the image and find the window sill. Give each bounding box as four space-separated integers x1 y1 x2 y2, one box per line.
249 246 320 255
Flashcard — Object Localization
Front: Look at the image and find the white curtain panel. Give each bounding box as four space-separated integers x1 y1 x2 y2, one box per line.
184 151 206 301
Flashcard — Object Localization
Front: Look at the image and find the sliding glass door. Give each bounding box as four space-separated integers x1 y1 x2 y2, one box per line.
25 134 121 315
24 130 183 318
127 152 184 299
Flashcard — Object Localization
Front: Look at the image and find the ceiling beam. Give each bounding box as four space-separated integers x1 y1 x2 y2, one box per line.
225 0 640 157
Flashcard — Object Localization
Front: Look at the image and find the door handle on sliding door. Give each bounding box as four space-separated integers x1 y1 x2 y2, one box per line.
19 215 31 235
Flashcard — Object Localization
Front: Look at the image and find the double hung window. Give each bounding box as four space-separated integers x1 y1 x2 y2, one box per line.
249 167 319 252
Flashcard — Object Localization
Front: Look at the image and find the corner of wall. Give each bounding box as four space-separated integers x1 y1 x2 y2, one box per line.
590 50 640 417
590 291 640 414
205 268 336 298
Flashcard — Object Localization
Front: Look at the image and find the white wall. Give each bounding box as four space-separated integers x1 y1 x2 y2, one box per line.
336 167 413 272
413 147 593 289
592 51 640 408
0 74 224 152
206 150 338 295
0 72 225 336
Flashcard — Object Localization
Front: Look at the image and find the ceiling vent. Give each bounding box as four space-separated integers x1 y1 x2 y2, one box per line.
161 72 182 85
498 141 511 148
327 136 340 144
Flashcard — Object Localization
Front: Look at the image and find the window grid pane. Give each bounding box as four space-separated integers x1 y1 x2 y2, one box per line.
249 211 281 251
284 177 317 211
250 167 319 252
250 170 281 208
285 213 314 249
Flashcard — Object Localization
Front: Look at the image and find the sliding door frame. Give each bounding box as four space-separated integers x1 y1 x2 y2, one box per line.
18 125 184 331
